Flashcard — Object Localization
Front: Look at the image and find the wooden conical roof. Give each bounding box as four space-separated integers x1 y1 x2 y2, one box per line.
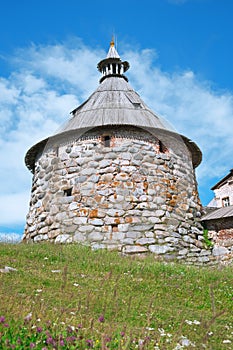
25 41 202 172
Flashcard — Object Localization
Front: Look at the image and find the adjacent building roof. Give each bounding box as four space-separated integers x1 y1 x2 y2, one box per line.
202 205 233 221
25 40 202 172
211 169 233 190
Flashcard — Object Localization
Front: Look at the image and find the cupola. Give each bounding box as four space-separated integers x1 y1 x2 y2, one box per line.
97 38 129 82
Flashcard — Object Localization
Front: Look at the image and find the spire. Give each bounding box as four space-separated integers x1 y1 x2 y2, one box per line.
106 37 120 59
97 39 129 83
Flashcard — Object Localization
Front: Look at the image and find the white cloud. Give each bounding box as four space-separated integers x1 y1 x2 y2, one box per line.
0 232 22 243
0 192 30 225
126 48 233 195
0 38 232 234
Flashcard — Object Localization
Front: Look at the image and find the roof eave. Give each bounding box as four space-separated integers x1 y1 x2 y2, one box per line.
211 169 233 190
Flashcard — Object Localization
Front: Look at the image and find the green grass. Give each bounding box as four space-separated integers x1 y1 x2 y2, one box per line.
0 243 232 349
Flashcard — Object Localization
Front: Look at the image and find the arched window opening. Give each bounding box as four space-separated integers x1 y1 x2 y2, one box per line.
64 188 73 196
103 135 111 147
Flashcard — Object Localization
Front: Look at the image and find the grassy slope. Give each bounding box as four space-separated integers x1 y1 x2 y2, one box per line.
0 243 232 349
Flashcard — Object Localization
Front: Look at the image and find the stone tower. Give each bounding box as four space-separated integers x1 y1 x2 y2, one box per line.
23 40 205 261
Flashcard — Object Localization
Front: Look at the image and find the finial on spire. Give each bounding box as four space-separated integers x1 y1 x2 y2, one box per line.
110 36 115 48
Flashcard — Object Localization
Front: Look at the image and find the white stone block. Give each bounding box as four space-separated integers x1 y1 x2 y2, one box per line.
122 245 149 254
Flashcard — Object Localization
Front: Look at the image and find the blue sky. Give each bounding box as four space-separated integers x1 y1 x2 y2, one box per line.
0 0 232 239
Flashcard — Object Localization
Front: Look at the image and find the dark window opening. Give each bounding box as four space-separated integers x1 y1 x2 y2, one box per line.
222 197 230 207
64 188 73 196
133 102 141 109
158 140 167 153
158 140 163 152
112 63 116 74
103 135 111 147
111 224 118 232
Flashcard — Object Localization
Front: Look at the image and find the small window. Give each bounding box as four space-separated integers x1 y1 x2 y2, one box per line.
103 135 111 147
133 102 142 109
111 224 118 232
64 188 72 196
158 140 163 152
222 197 230 207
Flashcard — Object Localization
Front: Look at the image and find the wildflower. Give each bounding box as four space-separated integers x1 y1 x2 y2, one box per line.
158 328 166 336
185 320 193 325
173 344 183 350
223 340 231 344
180 337 191 346
24 312 32 322
193 320 200 325
37 327 42 333
66 336 76 344
120 331 125 337
67 325 75 333
36 289 43 293
4 323 9 327
0 316 5 323
86 339 94 347
98 315 105 323
51 269 62 273
73 283 79 287
46 336 56 346
60 339 65 346
30 343 36 348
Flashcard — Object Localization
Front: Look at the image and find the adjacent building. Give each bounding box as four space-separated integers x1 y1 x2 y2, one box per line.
202 169 233 253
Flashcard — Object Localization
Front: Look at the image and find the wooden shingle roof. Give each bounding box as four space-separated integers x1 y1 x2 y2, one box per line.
202 205 233 221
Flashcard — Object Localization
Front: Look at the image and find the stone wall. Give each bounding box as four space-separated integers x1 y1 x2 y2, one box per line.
204 218 233 258
23 126 216 264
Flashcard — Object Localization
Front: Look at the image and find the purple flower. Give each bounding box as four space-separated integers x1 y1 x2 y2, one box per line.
0 316 5 323
36 327 42 333
86 339 93 347
120 331 125 337
66 336 76 344
60 340 65 346
46 336 55 345
4 323 9 328
105 336 111 343
98 315 105 323
30 343 36 348
66 325 73 333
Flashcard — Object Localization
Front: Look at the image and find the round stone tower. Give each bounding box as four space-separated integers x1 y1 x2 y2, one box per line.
23 40 205 261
